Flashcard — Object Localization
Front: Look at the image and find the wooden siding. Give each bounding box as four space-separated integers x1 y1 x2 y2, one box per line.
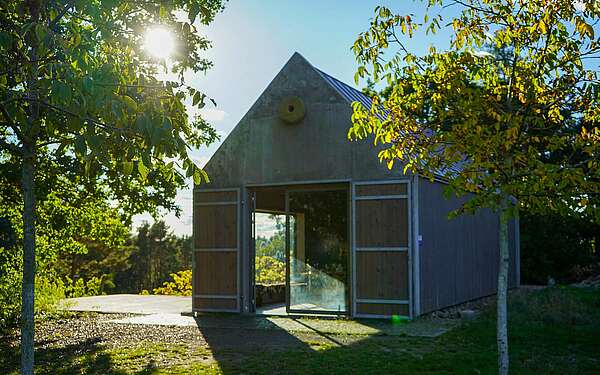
356 252 409 300
193 251 237 295
193 190 239 313
418 178 519 314
193 298 237 311
356 200 408 248
356 184 407 197
354 182 410 317
194 204 237 249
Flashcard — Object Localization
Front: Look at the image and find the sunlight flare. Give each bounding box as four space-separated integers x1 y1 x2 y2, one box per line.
143 26 174 59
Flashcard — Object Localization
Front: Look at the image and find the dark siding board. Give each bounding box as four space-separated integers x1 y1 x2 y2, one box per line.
418 178 519 313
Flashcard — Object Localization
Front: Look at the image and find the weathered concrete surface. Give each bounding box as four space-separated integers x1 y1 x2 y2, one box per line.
198 52 407 190
59 294 191 315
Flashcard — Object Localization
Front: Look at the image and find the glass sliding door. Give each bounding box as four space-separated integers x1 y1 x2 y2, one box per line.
285 187 349 314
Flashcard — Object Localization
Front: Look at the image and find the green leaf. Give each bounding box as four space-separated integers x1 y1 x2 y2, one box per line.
189 3 200 23
122 161 133 175
193 170 201 185
0 31 12 49
34 24 46 43
122 95 137 112
159 5 168 19
192 91 203 106
137 160 148 180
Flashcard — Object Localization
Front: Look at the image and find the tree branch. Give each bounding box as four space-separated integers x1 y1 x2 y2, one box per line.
36 100 144 139
48 0 76 30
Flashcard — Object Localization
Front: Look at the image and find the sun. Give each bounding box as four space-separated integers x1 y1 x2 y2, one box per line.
143 26 174 59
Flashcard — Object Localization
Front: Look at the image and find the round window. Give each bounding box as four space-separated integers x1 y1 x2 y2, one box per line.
278 96 305 124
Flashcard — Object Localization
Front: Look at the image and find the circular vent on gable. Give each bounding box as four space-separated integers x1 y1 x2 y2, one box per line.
278 96 305 124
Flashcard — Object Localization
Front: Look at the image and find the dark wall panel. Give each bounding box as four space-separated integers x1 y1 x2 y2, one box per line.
418 178 519 314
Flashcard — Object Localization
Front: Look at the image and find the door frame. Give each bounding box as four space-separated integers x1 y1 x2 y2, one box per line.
247 182 351 316
284 184 350 315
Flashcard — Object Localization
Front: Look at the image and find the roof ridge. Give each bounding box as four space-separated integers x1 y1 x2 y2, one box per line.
293 53 374 110
313 68 367 99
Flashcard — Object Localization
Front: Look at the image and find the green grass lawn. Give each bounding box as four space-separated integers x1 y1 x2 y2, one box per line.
1 286 599 374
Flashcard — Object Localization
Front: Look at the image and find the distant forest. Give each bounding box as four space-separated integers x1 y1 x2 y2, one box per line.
63 220 193 294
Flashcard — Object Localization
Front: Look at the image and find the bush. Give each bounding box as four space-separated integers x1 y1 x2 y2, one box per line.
510 286 599 326
63 275 108 298
521 211 599 284
152 270 192 296
256 256 285 285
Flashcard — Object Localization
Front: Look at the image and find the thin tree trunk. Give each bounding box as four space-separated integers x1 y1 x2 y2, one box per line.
21 2 40 372
497 206 510 375
21 148 36 375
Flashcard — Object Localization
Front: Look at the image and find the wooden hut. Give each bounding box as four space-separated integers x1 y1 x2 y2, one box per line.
192 52 519 319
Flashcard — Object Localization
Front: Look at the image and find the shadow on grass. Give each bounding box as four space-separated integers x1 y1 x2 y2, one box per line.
0 337 160 375
194 287 600 375
128 288 600 373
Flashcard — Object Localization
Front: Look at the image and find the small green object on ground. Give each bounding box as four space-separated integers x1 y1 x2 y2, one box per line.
391 315 408 325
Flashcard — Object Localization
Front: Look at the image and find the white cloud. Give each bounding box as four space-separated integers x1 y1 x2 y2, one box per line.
200 108 228 122
187 106 228 122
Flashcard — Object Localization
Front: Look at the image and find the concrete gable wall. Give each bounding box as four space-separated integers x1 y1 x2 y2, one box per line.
199 53 406 189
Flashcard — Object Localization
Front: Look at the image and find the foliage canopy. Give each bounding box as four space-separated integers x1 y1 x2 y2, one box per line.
351 0 600 218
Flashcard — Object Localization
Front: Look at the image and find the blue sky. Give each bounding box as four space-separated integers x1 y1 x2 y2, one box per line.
134 0 457 235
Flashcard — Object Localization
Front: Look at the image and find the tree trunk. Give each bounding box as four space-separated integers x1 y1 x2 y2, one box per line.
497 206 510 375
21 148 36 375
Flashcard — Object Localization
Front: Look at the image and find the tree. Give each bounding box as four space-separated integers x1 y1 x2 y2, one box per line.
350 1 600 373
0 0 224 372
122 220 191 292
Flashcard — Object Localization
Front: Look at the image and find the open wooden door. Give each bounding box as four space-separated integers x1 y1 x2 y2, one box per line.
352 181 411 318
193 189 240 313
